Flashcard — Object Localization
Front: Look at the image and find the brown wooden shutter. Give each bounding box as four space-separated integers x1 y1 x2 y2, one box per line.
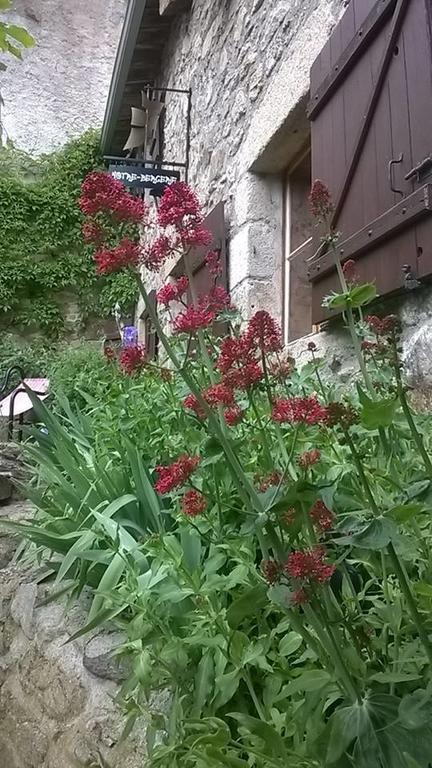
307 0 432 323
171 201 227 296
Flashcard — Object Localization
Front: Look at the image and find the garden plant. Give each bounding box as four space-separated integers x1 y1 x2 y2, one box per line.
10 173 432 768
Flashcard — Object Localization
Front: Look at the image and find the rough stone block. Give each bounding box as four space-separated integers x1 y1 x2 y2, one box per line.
83 632 131 682
10 583 37 639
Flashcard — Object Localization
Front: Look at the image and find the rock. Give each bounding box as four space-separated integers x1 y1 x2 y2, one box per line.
10 583 37 639
83 632 131 682
404 319 432 391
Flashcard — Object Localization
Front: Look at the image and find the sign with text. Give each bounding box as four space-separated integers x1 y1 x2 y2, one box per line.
108 164 180 193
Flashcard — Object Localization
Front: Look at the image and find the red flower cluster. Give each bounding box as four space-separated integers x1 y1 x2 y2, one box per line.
285 546 335 584
272 396 328 426
291 588 309 606
309 179 333 219
203 382 235 407
173 305 215 334
79 171 147 223
282 508 296 526
181 489 207 517
181 223 212 249
261 559 281 585
205 249 222 277
245 311 282 353
119 344 147 375
361 340 378 353
257 471 281 493
155 454 200 494
342 259 358 284
94 238 140 275
326 401 358 428
307 341 317 352
157 277 189 307
298 449 321 469
310 500 335 532
366 314 399 336
184 393 206 420
142 235 172 272
217 336 263 391
158 182 202 228
224 405 244 426
199 286 232 315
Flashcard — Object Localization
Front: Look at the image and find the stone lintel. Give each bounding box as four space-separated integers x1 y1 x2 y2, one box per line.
159 0 191 16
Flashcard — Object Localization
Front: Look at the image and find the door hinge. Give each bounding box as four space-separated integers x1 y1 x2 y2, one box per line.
405 155 432 182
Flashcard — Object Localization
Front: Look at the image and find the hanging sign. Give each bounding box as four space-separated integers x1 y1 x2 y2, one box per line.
108 163 180 193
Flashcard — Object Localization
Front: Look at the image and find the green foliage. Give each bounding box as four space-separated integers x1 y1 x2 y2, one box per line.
0 0 35 68
0 131 138 336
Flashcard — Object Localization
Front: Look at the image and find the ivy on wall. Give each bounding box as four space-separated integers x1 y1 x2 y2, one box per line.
0 130 138 337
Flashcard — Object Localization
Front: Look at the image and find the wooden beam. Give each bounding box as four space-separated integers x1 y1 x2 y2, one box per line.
307 0 396 120
308 184 432 281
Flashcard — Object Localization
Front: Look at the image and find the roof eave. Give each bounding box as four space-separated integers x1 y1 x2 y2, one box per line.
100 0 148 156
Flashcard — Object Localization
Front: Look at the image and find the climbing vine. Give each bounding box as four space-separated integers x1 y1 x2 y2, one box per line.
0 130 138 337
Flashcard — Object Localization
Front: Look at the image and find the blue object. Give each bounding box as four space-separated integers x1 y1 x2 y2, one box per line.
122 326 138 347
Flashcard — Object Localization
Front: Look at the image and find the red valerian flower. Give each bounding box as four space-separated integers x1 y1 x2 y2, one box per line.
180 224 212 248
94 238 140 275
257 471 281 492
261 560 281 585
298 449 321 469
366 314 400 336
282 507 296 526
361 339 378 353
310 500 335 532
181 489 207 517
158 182 202 228
285 546 335 584
119 344 147 375
307 341 317 352
342 259 358 283
184 393 207 420
199 286 232 315
173 305 215 334
203 382 235 407
245 311 282 353
157 276 189 307
80 171 147 222
272 396 328 426
309 179 333 219
205 249 222 276
142 234 173 272
224 405 244 426
326 401 359 428
217 336 251 373
155 454 200 494
223 361 264 390
291 587 309 606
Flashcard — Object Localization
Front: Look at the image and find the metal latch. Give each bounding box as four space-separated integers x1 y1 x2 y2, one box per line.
405 155 432 182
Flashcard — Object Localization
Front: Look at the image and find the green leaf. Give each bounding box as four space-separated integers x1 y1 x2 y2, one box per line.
88 552 126 621
6 24 35 48
358 387 399 429
279 632 303 657
406 481 431 500
284 670 331 696
399 689 432 729
415 581 432 599
349 282 377 308
0 1 12 9
353 518 397 549
193 650 214 716
227 585 268 629
370 672 421 684
227 713 286 759
180 526 202 572
385 503 423 523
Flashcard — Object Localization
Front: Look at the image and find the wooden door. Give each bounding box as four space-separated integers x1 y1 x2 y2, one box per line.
307 0 432 323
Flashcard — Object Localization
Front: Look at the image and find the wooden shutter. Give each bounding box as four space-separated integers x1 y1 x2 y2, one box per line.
141 289 158 360
171 201 227 296
307 0 432 323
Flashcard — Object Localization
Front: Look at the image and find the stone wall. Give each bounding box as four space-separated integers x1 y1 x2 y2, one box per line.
145 0 344 322
0 499 149 768
0 0 127 154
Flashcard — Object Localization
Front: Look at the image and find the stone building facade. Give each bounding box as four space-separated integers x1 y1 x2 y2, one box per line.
102 0 432 394
0 0 127 154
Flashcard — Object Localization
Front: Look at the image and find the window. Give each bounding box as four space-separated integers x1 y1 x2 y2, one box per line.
283 149 314 342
